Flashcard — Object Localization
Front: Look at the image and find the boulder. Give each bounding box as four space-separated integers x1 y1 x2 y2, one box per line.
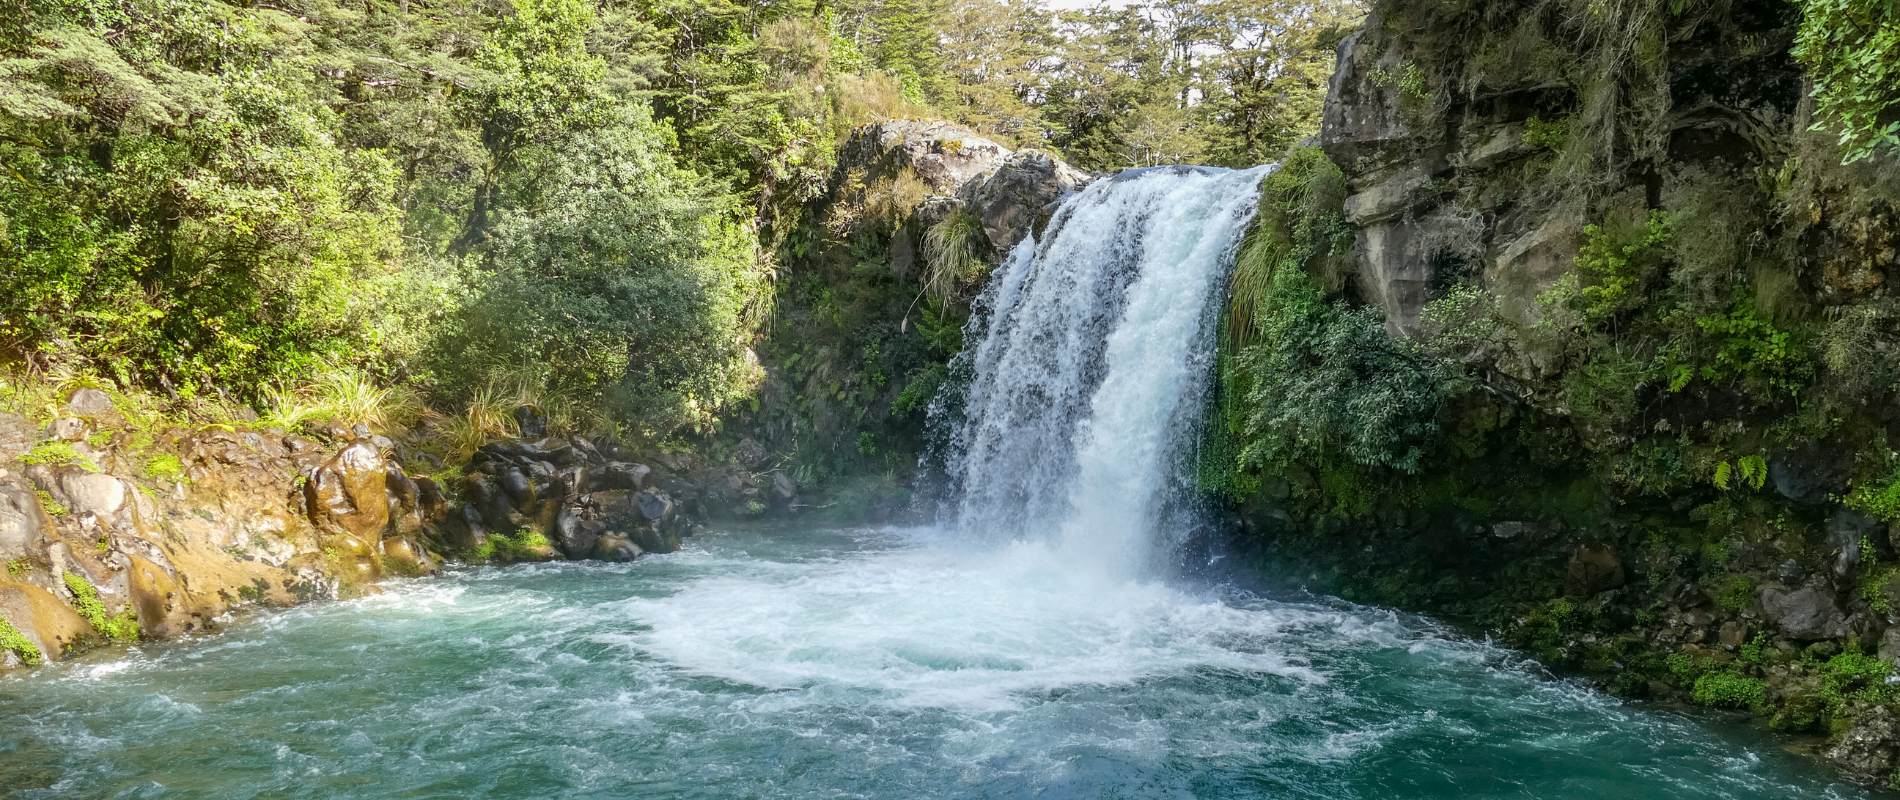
591 535 641 562
771 471 798 506
552 502 600 560
586 462 651 493
499 467 535 508
57 471 126 518
960 149 1091 254
1565 544 1626 597
1770 444 1854 505
636 490 674 524
303 439 395 541
48 417 88 442
838 121 1012 197
1760 584 1849 640
0 579 90 663
0 479 49 561
513 405 548 440
64 388 115 418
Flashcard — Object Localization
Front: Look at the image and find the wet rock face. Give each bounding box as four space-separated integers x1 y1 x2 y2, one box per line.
1828 706 1900 781
1565 544 1625 597
960 150 1091 255
1759 584 1849 641
456 431 706 563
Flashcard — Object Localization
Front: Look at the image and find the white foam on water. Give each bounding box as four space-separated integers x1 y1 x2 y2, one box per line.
614 529 1364 713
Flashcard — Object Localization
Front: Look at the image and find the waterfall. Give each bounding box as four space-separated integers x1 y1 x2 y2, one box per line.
933 164 1272 578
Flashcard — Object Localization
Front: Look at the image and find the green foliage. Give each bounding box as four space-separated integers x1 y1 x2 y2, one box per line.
261 368 425 435
484 527 551 563
33 489 68 518
1820 649 1896 709
5 558 28 578
434 104 767 437
1688 303 1813 397
1236 267 1454 477
1858 564 1900 614
1793 0 1900 163
1692 671 1766 710
1523 115 1571 151
1571 211 1674 326
1369 62 1429 102
0 617 44 666
1846 459 1900 526
62 571 138 643
21 440 99 472
1711 455 1768 492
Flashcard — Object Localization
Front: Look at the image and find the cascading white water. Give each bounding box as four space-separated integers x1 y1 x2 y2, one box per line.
936 164 1273 577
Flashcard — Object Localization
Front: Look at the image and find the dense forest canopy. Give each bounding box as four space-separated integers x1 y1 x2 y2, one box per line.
0 0 1360 437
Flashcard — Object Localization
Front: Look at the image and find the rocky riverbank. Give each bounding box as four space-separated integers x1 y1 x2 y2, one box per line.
0 390 802 670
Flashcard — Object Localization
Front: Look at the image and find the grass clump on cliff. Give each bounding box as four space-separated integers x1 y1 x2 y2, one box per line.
62 572 139 643
920 208 992 312
0 617 43 666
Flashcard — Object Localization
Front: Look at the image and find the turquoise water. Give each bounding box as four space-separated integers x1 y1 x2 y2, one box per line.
0 526 1876 799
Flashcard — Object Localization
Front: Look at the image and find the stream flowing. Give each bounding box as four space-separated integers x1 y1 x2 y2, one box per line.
0 528 1873 799
0 166 1879 798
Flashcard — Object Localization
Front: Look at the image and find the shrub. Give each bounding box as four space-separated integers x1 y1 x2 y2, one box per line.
431 106 768 437
1793 0 1900 163
1847 460 1900 526
1237 269 1454 476
1821 649 1895 708
1692 671 1766 710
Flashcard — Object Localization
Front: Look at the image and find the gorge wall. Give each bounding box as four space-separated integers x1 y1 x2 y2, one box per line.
1215 0 1900 784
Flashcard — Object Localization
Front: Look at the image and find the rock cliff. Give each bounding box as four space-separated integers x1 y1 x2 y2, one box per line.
1229 0 1900 784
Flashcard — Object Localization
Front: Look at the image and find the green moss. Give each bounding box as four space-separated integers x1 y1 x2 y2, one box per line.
469 537 498 562
5 558 29 579
61 572 139 643
0 617 44 667
21 440 100 473
1692 671 1767 710
143 453 187 483
33 489 68 517
1860 564 1900 614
